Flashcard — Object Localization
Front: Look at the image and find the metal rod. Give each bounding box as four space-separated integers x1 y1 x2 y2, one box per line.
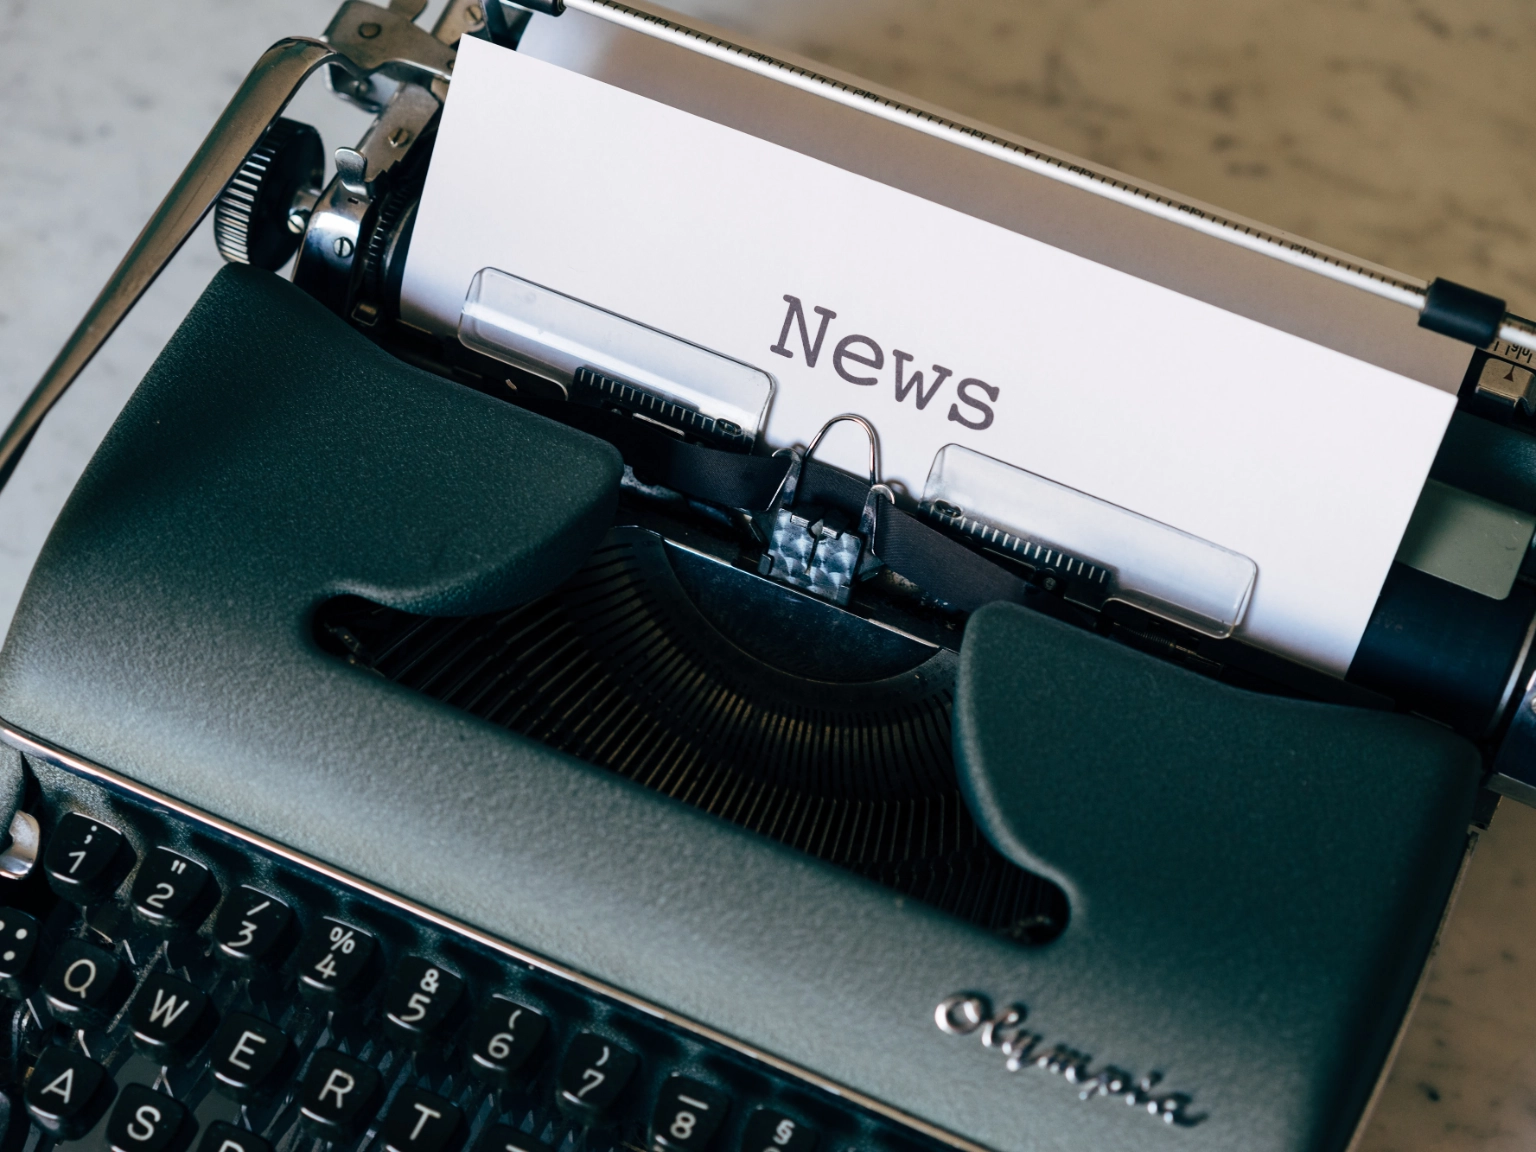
562 0 1536 354
0 37 340 491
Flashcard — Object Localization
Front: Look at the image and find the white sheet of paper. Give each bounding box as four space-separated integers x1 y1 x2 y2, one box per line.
403 36 1456 674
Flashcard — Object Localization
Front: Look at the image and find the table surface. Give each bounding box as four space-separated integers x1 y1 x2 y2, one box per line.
4 2 1535 1147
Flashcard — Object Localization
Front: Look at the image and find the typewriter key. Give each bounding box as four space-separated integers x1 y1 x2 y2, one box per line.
106 1083 195 1152
383 957 465 1046
213 887 294 966
23 1045 116 1138
739 1109 817 1152
129 973 216 1064
466 996 547 1086
298 1048 383 1141
42 938 130 1025
0 909 42 996
0 1088 27 1152
650 1076 729 1152
197 1122 272 1152
44 813 133 904
556 1033 638 1127
378 1086 465 1152
131 849 216 931
294 918 379 1004
207 1013 294 1101
473 1125 548 1152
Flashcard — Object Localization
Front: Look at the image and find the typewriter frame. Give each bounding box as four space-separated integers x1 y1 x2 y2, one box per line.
0 4 1526 1152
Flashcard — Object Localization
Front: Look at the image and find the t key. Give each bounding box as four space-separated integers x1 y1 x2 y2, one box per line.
379 1086 465 1152
44 813 133 904
131 849 216 931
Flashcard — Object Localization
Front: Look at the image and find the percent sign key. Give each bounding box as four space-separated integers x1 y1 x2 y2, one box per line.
296 918 380 1004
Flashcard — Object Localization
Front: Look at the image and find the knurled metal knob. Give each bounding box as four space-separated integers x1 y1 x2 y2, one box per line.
214 118 324 271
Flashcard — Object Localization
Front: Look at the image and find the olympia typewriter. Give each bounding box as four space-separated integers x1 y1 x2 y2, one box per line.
4 3 1536 1152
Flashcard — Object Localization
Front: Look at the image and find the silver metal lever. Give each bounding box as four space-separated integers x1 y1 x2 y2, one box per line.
0 37 342 491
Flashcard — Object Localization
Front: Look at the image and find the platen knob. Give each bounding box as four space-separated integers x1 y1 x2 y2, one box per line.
214 118 324 271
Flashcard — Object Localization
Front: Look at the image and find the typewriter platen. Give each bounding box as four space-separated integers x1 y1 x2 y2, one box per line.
0 3 1533 1152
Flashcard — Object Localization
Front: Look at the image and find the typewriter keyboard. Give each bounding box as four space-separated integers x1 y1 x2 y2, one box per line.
0 755 942 1152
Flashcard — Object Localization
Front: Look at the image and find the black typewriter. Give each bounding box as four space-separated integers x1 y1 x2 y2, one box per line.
3 3 1536 1152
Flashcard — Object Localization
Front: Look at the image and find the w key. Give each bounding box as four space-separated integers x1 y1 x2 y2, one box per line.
129 972 216 1064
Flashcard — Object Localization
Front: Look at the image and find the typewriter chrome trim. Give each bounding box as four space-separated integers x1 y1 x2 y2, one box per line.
0 719 992 1152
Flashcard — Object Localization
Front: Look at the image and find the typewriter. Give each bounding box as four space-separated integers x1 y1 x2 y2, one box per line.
1 3 1534 1152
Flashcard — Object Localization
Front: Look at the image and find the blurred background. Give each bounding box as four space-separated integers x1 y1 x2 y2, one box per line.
4 1 1536 1147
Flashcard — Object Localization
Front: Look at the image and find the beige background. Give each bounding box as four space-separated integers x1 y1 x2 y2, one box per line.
4 1 1536 1148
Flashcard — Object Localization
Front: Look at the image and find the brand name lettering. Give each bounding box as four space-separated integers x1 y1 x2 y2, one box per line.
934 994 1204 1127
769 295 999 432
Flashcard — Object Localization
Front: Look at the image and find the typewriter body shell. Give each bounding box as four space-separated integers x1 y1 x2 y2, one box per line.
0 5 1520 1152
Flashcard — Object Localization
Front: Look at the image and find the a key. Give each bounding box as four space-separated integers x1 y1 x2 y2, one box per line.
106 1083 195 1152
465 996 547 1087
129 972 216 1064
44 813 133 904
294 918 378 1004
650 1076 729 1152
131 849 216 931
383 957 465 1046
378 1086 465 1152
556 1032 638 1126
197 1121 273 1152
207 1013 293 1102
0 909 43 996
42 938 129 1025
739 1109 817 1152
212 887 293 966
297 1048 383 1142
23 1044 117 1138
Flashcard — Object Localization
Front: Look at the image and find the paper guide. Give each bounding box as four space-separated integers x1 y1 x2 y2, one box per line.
402 35 1457 675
